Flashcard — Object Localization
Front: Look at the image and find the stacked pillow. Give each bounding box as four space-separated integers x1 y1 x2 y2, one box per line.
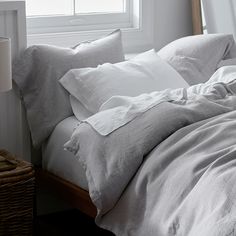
15 30 236 147
13 29 124 147
60 49 189 114
60 34 236 117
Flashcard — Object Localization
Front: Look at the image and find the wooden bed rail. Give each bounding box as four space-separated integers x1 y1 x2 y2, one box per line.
36 169 97 218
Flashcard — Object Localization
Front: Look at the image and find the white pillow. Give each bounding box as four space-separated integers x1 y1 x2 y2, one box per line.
158 34 235 85
60 49 189 114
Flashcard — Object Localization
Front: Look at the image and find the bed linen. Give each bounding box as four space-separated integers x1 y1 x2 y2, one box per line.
42 116 88 191
65 66 236 236
13 29 124 147
60 49 189 113
158 34 235 85
70 95 92 121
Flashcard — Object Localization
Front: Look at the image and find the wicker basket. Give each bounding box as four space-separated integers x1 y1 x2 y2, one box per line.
0 149 35 236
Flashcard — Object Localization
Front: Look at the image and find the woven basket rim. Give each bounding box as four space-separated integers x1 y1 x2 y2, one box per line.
0 149 34 181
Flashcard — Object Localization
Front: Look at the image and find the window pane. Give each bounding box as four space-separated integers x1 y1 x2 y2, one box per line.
75 0 125 14
26 0 73 16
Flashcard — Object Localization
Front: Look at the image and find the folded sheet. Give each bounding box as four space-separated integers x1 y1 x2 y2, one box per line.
84 68 236 136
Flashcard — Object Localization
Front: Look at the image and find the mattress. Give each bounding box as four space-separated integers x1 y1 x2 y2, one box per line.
42 116 88 191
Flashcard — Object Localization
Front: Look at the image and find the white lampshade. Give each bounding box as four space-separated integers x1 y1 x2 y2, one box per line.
0 37 12 92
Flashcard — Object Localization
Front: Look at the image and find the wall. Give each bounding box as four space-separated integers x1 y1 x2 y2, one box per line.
154 0 193 50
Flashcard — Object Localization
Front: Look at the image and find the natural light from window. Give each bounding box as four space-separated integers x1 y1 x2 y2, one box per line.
26 0 154 53
26 0 125 16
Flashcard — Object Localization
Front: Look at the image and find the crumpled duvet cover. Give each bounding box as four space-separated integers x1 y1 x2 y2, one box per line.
65 66 236 236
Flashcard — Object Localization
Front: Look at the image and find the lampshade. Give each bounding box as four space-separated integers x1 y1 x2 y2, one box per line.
0 37 12 92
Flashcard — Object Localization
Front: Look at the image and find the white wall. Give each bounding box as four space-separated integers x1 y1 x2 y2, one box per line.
154 0 193 50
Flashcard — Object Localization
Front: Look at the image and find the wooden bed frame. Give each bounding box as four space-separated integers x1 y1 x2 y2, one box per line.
35 0 204 219
36 169 97 218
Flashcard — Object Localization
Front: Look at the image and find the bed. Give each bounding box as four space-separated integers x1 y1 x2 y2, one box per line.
12 15 236 235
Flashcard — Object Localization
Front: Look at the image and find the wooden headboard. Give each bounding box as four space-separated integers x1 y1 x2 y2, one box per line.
192 0 203 35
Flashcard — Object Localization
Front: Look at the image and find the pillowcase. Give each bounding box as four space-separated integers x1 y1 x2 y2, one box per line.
60 49 189 114
217 58 236 69
13 29 125 147
70 95 92 120
217 42 236 68
158 34 235 85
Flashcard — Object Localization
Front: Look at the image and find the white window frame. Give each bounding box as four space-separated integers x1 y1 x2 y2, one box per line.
27 0 133 34
27 0 155 53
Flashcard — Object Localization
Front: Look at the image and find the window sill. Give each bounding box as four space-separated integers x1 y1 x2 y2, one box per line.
27 27 152 53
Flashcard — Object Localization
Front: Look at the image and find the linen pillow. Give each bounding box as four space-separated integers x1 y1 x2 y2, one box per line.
217 58 236 69
70 95 92 120
59 49 189 114
13 29 124 147
158 34 235 85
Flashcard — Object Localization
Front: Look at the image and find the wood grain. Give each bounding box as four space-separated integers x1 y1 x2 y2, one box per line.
192 0 203 35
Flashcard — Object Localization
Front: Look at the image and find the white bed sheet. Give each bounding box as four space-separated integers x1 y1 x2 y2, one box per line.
42 116 88 191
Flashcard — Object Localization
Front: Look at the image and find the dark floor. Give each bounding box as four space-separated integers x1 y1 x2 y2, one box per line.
35 209 114 236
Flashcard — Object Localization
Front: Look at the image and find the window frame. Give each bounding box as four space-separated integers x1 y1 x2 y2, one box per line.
27 0 133 34
27 0 155 53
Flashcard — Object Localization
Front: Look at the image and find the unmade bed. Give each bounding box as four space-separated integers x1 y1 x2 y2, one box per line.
12 26 236 235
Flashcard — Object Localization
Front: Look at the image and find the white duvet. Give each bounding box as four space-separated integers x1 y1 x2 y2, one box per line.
65 66 236 236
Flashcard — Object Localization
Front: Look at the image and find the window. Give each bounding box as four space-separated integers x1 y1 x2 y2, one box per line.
26 0 155 53
27 0 125 16
26 0 133 34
